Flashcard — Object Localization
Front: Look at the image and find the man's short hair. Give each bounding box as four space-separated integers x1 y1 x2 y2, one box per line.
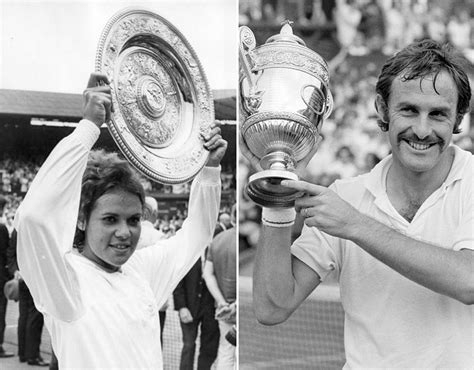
219 212 230 222
143 196 158 222
375 39 471 133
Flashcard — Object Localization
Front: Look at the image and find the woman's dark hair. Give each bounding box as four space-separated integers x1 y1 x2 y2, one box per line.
375 39 471 133
73 150 145 249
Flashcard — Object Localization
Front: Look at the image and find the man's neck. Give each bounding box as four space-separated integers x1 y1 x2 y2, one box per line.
386 147 455 221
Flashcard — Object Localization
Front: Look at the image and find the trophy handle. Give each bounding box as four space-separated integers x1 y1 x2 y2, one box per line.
324 90 333 119
239 26 265 114
300 85 334 120
300 84 327 115
239 26 257 85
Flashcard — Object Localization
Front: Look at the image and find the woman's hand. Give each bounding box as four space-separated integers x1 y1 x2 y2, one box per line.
83 72 113 128
203 121 228 167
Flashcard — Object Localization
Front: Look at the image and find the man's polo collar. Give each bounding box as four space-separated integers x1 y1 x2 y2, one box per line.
363 154 392 200
363 145 468 200
443 145 468 188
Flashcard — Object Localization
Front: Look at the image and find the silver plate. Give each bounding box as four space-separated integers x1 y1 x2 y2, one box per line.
96 8 213 184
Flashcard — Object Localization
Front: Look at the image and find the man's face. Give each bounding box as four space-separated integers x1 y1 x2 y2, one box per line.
220 213 231 228
81 189 142 272
386 71 458 174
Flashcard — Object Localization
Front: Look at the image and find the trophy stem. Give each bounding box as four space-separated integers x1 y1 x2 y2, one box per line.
260 151 295 171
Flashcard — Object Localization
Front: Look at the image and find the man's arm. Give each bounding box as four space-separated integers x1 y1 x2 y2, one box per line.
202 260 227 306
173 276 187 311
203 260 237 321
0 224 9 280
285 180 474 305
349 215 474 304
6 229 18 277
173 273 193 324
253 220 321 325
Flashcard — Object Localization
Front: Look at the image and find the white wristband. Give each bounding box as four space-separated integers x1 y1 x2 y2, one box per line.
262 207 296 228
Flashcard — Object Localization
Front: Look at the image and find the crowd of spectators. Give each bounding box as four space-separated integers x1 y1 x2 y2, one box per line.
240 0 473 61
0 155 235 238
145 164 236 195
239 0 474 251
0 157 41 232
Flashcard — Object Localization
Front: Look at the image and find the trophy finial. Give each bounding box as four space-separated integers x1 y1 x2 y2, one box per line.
266 20 305 46
280 20 294 36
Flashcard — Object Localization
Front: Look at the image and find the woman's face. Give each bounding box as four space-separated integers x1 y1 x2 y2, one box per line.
81 188 142 272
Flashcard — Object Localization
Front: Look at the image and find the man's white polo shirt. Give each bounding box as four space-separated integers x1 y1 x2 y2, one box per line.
292 145 473 368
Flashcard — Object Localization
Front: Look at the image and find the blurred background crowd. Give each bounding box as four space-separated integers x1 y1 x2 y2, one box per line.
239 0 474 255
0 157 41 229
240 0 473 61
0 158 235 238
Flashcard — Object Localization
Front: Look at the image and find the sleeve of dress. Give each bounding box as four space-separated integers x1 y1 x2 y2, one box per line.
14 120 100 321
129 166 221 308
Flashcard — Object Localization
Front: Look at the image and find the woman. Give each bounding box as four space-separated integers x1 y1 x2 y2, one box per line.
14 73 227 368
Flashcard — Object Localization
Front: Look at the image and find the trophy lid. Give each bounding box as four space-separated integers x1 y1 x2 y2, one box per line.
265 21 306 46
251 21 329 85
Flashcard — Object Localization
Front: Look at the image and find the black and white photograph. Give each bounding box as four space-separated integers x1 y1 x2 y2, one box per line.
238 0 473 368
0 0 236 369
1 0 474 369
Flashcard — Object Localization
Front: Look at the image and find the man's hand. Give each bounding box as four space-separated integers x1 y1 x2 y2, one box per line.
282 179 362 239
203 121 228 167
14 270 22 281
83 72 113 128
215 303 231 319
178 307 193 323
215 302 236 323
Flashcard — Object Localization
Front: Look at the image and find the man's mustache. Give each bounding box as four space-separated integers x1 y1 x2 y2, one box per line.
397 131 445 147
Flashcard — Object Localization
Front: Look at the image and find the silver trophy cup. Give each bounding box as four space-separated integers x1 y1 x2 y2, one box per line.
240 22 333 208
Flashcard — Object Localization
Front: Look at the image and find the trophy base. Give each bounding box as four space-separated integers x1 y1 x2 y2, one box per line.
246 170 301 208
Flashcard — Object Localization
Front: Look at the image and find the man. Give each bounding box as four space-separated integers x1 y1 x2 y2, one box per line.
137 196 165 248
214 212 233 237
203 205 236 369
173 256 219 369
7 230 48 366
249 40 473 367
0 195 14 358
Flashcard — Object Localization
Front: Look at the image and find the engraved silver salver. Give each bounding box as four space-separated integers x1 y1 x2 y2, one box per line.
96 8 213 184
240 22 333 207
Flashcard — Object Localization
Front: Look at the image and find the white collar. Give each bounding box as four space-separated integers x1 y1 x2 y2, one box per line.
363 145 470 200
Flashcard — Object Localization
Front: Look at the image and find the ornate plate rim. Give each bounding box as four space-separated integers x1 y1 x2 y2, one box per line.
95 7 213 184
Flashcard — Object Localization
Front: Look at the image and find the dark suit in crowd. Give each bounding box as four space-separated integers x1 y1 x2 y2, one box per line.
173 259 219 370
0 221 12 357
8 230 47 365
